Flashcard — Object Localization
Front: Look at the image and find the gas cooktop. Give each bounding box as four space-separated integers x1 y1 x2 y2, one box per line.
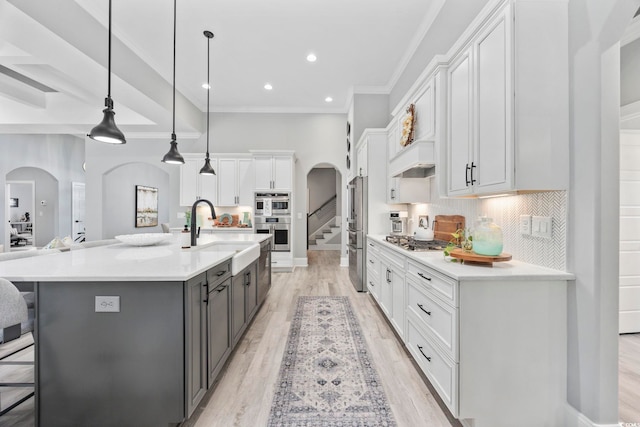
385 235 450 252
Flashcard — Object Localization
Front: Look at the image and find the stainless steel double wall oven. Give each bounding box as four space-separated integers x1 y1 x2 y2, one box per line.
254 192 291 252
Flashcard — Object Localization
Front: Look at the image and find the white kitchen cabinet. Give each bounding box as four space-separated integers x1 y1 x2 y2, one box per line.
448 6 512 197
412 75 436 142
217 157 254 206
355 141 367 177
368 236 569 426
446 1 568 197
253 154 293 191
366 240 380 301
378 244 405 338
180 154 217 206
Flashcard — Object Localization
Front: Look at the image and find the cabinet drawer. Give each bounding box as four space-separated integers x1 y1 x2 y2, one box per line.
366 248 380 273
379 246 406 271
407 314 458 417
407 277 458 360
207 260 232 286
407 260 457 306
367 267 380 300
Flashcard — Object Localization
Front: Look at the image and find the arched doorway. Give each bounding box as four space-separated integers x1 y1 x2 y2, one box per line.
306 164 342 264
6 167 59 249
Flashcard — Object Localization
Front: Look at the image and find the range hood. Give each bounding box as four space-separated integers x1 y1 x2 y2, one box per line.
389 141 436 178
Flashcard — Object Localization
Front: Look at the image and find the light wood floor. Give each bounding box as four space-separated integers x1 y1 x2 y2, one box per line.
619 332 640 424
2 251 639 426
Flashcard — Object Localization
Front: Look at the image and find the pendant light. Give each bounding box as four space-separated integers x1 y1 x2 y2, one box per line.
199 30 216 175
88 0 126 144
161 0 185 164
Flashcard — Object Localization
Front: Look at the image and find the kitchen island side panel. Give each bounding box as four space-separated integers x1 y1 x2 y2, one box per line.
35 281 185 427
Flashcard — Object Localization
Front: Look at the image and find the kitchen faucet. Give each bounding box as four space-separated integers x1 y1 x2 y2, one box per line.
190 199 216 246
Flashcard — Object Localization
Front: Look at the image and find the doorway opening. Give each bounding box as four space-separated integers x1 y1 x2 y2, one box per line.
6 181 35 251
618 8 640 423
306 165 342 265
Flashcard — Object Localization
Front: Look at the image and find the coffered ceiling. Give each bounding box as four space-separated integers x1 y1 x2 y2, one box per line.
0 0 447 137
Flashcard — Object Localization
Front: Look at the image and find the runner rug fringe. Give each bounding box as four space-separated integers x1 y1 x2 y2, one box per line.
268 296 396 426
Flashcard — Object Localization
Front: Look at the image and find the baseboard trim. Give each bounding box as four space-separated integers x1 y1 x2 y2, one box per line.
293 257 308 268
564 404 620 427
340 256 348 267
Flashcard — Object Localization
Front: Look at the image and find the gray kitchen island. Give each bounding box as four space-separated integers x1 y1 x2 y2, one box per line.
0 233 271 427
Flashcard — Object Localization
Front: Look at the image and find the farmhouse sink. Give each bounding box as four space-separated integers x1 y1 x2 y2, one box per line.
199 241 260 275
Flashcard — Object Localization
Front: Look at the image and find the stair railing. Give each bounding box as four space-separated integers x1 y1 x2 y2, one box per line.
307 195 337 247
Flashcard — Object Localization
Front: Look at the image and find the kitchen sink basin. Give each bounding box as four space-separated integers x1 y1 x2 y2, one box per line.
199 241 260 275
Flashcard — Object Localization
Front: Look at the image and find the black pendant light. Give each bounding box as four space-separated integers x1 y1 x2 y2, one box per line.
199 30 216 175
161 0 185 164
88 0 126 144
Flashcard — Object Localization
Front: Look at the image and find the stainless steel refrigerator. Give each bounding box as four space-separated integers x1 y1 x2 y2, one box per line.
348 176 367 292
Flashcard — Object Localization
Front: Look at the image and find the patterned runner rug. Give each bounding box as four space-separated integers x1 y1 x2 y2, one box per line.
268 296 396 426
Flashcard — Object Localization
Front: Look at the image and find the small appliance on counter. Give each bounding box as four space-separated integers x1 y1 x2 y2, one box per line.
389 210 408 235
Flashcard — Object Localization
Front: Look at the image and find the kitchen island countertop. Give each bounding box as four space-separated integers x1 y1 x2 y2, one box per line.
368 234 574 281
0 233 269 282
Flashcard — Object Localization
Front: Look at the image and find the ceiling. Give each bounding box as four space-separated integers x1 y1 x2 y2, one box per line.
0 0 445 138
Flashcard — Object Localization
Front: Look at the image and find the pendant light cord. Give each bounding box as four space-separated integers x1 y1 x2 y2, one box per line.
206 34 210 157
107 0 112 107
172 0 176 138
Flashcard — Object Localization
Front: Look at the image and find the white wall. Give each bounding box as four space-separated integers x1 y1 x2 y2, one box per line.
102 163 170 238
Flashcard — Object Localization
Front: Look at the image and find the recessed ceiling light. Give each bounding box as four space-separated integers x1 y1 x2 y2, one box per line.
307 53 317 62
325 97 333 103
202 83 211 89
264 83 273 90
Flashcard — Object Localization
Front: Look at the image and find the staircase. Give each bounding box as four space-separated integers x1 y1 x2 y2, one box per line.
307 195 341 251
308 218 341 250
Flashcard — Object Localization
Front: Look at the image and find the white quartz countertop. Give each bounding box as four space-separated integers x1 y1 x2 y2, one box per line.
0 234 270 282
368 235 574 281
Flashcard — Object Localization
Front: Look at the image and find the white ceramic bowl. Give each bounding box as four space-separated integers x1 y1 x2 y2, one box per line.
114 233 172 247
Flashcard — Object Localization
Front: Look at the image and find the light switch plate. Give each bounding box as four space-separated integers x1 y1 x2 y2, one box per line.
519 215 531 235
95 296 120 313
532 216 552 239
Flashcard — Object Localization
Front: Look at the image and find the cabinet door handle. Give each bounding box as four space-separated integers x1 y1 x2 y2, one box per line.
417 272 431 281
417 345 431 362
369 259 374 264
465 163 471 186
390 188 396 199
215 285 226 293
417 303 431 316
245 271 252 286
470 162 477 185
368 243 374 247
369 281 375 287
216 270 226 277
386 268 391 283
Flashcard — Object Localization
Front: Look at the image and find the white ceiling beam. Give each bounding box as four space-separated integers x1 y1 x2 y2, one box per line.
0 73 46 108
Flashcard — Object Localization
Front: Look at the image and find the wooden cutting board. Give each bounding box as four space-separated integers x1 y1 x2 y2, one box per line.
433 215 465 243
449 248 512 266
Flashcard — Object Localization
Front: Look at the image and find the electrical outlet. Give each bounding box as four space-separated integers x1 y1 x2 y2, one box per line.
532 216 552 239
95 296 120 313
519 215 531 235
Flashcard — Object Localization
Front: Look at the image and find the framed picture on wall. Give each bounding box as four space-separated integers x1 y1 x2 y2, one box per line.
9 198 18 207
135 185 158 228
